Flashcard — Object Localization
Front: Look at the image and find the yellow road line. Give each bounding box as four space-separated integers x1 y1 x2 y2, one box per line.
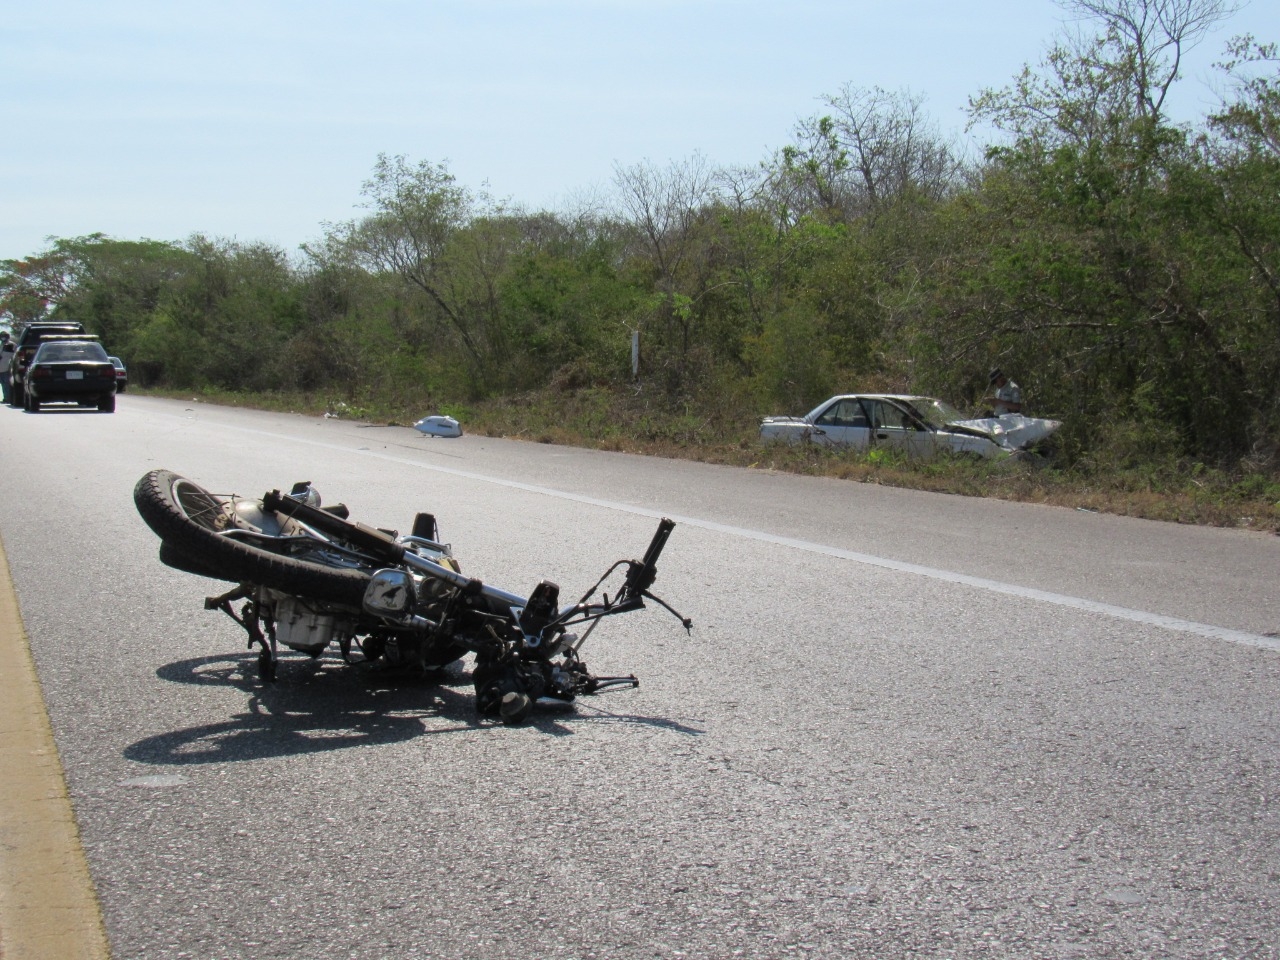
0 536 111 960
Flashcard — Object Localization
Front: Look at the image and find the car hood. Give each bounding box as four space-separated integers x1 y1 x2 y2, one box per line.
951 414 1061 450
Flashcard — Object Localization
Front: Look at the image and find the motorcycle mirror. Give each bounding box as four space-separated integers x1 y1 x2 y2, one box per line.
288 480 322 508
363 569 415 618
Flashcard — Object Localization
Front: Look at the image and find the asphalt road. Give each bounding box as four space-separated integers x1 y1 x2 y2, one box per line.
1 396 1278 960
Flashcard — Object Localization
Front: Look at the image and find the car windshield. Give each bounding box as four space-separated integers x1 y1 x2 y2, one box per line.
901 397 973 429
35 342 109 363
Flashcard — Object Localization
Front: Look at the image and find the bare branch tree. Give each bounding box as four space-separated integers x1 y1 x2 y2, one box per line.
972 0 1240 147
612 154 717 283
784 86 962 220
1061 0 1240 120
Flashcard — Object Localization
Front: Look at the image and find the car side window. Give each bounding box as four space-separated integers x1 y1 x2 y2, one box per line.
867 400 917 430
888 404 916 430
815 399 868 428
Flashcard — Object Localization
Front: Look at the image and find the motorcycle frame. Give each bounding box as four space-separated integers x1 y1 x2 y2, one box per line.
203 487 691 685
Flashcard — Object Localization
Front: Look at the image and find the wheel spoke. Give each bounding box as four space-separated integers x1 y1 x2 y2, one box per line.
172 481 229 531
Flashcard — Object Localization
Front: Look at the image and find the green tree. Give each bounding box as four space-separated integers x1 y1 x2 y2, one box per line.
945 0 1268 462
326 154 512 389
1 251 69 326
612 155 721 390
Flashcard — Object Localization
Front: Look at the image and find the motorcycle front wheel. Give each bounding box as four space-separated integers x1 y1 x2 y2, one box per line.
134 470 373 606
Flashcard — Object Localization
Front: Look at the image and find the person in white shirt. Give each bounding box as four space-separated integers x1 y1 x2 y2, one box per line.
984 368 1023 416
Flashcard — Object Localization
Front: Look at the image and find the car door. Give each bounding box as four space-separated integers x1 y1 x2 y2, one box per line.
864 399 936 458
808 397 871 449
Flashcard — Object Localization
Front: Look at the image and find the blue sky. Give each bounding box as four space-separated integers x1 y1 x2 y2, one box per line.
2 0 1275 261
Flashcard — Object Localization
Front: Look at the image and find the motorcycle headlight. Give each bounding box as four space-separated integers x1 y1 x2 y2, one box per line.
363 569 415 618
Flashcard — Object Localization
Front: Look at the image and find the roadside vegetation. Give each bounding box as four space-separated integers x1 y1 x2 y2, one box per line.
5 0 1279 533
146 382 1280 532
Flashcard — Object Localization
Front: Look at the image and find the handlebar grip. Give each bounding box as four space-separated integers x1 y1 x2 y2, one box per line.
641 518 675 570
625 518 675 595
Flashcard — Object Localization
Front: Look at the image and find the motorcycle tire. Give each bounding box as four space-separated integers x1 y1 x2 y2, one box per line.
158 540 240 583
134 470 372 606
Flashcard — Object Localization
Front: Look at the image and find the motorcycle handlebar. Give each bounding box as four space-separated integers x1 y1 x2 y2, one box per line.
268 487 675 615
643 518 675 569
624 518 675 596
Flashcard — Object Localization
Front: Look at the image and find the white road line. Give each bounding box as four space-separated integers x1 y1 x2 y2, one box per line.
671 519 1280 652
164 415 1280 654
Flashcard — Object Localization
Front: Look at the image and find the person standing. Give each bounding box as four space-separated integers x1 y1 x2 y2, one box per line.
0 332 12 403
984 368 1023 416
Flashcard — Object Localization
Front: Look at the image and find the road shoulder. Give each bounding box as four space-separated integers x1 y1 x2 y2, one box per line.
0 535 111 960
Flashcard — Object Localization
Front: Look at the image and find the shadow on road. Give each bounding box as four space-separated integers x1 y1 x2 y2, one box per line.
21 405 112 415
123 652 701 765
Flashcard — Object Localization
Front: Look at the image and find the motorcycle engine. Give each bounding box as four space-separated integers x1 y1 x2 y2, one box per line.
271 595 353 655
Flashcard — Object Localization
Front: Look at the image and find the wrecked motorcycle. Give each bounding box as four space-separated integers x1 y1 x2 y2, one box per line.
133 470 691 723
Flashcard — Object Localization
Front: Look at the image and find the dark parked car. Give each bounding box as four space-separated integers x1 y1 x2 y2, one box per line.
109 356 128 392
24 339 117 413
6 321 87 407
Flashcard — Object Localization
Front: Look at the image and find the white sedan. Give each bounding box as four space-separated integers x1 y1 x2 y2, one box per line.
759 394 1060 459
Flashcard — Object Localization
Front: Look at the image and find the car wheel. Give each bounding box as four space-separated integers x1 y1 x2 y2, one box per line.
99 395 116 413
25 393 39 413
10 384 24 407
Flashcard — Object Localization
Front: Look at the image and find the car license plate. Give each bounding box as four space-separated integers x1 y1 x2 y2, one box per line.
67 370 84 380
